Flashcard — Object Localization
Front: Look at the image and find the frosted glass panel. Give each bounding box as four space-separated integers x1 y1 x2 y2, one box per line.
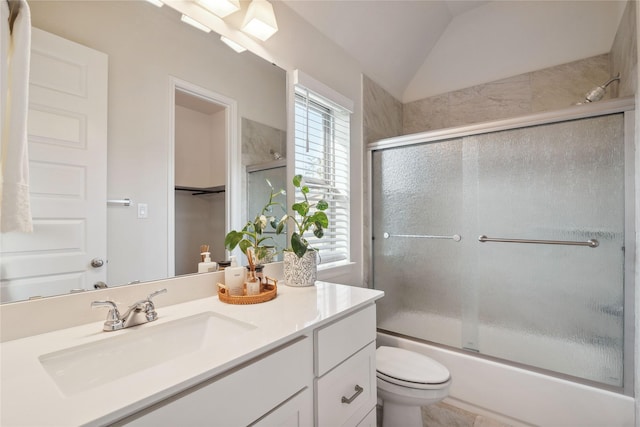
471 115 625 386
371 113 626 386
372 138 465 348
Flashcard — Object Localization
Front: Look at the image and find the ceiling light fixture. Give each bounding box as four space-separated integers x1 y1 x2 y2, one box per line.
144 0 164 7
180 14 212 33
196 0 240 18
220 36 247 53
241 0 278 41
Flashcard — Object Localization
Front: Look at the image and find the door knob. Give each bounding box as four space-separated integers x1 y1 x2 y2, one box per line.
91 258 105 268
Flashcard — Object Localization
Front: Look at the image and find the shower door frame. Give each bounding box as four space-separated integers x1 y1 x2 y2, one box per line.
367 96 636 395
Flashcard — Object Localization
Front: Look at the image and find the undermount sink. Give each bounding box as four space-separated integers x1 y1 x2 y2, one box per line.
39 311 256 396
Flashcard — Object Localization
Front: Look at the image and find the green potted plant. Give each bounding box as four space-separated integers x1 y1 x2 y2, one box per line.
224 180 284 281
276 174 329 287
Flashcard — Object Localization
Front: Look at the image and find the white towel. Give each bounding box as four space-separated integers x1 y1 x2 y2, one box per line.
1 0 33 233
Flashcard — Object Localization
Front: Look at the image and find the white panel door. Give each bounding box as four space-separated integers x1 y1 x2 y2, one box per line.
0 28 108 302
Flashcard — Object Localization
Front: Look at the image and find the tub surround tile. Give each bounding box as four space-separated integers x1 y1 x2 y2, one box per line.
363 75 403 144
241 117 286 167
362 75 403 288
447 74 532 128
403 54 615 134
531 54 610 111
403 93 449 135
610 0 637 98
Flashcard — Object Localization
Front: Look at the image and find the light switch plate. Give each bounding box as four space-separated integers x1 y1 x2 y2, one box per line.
137 203 148 219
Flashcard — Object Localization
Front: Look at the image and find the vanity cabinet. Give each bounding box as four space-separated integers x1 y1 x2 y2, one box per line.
115 304 378 427
117 336 314 427
1 281 384 427
314 305 377 427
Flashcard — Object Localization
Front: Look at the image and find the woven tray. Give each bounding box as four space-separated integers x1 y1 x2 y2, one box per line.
217 277 278 305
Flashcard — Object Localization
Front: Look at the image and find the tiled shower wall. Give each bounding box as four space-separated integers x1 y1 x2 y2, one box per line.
241 117 287 168
402 54 612 134
363 1 637 425
240 118 286 223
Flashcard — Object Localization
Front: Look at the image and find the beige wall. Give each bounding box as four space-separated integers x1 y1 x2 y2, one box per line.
246 1 366 286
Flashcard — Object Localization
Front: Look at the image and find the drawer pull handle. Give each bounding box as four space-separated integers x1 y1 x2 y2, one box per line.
341 385 364 404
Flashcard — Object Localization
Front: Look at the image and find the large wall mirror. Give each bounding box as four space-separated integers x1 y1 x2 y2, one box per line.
0 0 286 303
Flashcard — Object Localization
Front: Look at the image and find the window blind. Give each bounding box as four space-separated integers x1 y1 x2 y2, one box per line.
294 86 350 265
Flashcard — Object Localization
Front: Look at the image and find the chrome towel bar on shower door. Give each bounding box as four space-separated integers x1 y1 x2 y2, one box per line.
478 235 599 248
383 232 461 242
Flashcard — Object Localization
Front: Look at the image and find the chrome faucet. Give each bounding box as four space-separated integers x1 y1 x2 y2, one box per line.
91 288 167 331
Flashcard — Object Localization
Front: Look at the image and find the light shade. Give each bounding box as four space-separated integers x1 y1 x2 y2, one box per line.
241 0 278 41
144 0 164 7
220 36 247 53
196 0 240 18
180 14 212 33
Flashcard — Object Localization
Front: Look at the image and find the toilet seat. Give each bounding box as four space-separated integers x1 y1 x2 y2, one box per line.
376 346 450 390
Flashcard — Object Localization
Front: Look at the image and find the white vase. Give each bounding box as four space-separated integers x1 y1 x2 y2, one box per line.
283 250 317 287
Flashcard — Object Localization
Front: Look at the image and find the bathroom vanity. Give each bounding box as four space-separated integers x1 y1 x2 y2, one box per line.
0 281 383 426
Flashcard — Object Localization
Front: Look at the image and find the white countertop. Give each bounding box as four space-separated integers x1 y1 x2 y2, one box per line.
1 282 383 426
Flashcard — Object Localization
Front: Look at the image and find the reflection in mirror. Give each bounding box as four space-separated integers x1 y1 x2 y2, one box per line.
246 159 288 260
174 88 227 276
0 1 286 303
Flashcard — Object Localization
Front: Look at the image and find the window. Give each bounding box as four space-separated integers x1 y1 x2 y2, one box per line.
293 84 351 266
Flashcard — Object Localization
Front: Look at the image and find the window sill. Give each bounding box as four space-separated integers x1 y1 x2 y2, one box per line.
317 261 355 281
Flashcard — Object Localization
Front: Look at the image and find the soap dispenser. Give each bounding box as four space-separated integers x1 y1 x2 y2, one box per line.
198 252 217 273
224 255 246 296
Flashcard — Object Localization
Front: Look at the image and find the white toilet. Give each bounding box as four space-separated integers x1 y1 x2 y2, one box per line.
376 346 451 427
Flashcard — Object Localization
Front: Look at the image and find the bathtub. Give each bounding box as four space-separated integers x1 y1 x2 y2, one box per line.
377 331 635 426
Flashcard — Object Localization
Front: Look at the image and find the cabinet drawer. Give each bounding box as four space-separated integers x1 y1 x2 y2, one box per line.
252 388 313 427
355 407 376 427
315 304 376 376
316 342 376 427
119 336 312 426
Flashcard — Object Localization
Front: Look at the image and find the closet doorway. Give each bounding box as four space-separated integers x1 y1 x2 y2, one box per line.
168 78 238 277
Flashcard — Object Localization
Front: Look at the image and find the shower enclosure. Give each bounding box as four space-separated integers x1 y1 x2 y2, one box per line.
369 98 635 391
246 159 287 258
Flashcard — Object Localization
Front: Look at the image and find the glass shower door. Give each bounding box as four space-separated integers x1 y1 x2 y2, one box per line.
470 114 625 386
372 137 466 348
371 113 626 387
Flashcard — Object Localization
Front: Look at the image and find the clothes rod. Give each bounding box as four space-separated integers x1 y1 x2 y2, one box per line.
478 235 599 248
383 232 461 242
175 185 225 195
107 198 131 206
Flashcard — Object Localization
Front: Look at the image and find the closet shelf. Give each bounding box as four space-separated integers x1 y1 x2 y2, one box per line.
175 185 225 195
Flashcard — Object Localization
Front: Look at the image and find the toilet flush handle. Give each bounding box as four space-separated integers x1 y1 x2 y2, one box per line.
341 385 364 404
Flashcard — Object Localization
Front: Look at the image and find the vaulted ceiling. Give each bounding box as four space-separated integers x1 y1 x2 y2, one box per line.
280 0 628 103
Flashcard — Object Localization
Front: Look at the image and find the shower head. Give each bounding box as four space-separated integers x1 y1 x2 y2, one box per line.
269 149 283 160
579 73 620 104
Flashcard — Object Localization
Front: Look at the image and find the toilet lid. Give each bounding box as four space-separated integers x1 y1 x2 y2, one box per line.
376 346 450 385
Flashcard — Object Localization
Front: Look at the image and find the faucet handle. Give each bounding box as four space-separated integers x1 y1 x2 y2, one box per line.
91 300 124 331
142 289 167 322
147 288 167 301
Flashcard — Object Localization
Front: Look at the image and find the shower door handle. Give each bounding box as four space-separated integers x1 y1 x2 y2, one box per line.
383 232 461 242
478 235 599 248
